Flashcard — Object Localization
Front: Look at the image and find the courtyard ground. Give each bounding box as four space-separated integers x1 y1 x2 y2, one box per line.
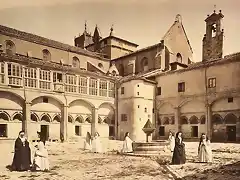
0 140 239 180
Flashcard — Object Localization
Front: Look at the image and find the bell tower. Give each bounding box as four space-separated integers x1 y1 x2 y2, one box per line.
202 9 224 61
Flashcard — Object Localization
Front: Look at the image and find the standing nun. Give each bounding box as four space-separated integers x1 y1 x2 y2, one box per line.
172 131 186 165
11 130 31 171
121 132 133 153
198 133 213 163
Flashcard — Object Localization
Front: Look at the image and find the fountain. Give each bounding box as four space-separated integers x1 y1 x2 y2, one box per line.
132 119 168 156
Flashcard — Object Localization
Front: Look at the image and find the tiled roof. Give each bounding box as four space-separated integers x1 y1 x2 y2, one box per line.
0 25 107 60
118 74 156 85
143 52 240 78
113 42 163 61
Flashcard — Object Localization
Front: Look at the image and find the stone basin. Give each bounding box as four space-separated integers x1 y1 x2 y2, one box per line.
132 140 168 155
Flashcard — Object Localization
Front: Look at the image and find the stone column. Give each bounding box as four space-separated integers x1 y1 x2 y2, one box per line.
91 107 98 136
23 102 31 138
206 104 212 139
60 105 68 142
36 68 40 89
174 107 180 133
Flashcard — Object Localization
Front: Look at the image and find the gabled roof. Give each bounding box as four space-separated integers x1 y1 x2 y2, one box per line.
162 17 193 54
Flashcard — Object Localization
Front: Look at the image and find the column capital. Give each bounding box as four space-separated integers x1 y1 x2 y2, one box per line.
25 101 32 105
92 107 98 111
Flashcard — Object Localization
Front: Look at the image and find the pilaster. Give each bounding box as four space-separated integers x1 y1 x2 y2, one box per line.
4 62 8 85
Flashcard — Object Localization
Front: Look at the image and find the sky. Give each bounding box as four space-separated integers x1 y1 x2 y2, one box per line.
0 0 239 62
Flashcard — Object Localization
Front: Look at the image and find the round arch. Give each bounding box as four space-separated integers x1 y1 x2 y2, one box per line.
98 102 115 110
68 99 94 108
40 114 51 122
42 49 51 61
178 99 205 108
53 114 61 123
176 53 182 63
75 115 84 123
72 56 80 68
0 91 25 108
189 115 199 124
30 96 64 106
12 112 23 121
0 111 10 121
212 114 223 124
5 40 16 54
180 116 188 124
31 113 39 122
68 115 74 123
224 113 237 124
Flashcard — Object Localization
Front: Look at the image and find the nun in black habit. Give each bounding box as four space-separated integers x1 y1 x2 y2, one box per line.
172 131 186 165
11 130 32 171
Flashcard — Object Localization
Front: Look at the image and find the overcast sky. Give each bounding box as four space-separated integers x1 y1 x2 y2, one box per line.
0 0 239 62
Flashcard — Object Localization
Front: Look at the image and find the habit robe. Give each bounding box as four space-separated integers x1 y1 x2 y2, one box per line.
11 137 31 171
172 137 186 165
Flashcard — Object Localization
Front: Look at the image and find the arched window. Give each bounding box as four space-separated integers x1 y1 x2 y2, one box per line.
141 57 149 72
0 112 9 121
224 113 237 124
5 40 15 55
75 116 84 123
189 116 198 124
98 63 103 68
180 116 188 124
68 115 74 123
200 115 206 124
163 117 170 125
72 57 80 68
212 114 223 124
176 53 182 63
85 117 91 123
41 114 51 122
53 115 61 123
31 113 38 122
42 49 51 61
13 113 23 121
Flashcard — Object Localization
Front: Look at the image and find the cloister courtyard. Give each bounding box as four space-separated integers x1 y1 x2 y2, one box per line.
0 140 239 180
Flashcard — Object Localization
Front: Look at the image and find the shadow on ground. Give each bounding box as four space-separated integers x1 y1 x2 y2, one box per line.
181 161 240 180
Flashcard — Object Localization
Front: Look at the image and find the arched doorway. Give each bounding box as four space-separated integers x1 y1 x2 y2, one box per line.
224 113 237 142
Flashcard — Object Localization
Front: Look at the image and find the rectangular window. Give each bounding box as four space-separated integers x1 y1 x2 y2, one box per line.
53 72 63 82
0 124 7 137
99 80 107 97
121 87 124 95
157 87 161 95
0 62 5 84
89 78 98 96
108 82 115 98
79 76 87 94
208 78 216 88
121 114 127 121
178 82 185 92
75 126 80 136
39 70 51 90
24 67 37 88
159 126 165 136
228 97 233 103
144 108 147 113
65 74 77 93
7 63 22 86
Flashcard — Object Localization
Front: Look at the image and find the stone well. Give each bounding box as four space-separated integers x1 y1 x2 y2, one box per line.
132 119 168 155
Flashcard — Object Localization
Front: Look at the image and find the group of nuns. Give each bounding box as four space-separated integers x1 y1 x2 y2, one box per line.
11 130 49 172
168 131 213 165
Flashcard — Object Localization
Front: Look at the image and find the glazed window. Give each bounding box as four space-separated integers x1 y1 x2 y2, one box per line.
89 78 98 96
178 82 185 92
65 74 77 93
99 80 107 97
24 67 37 88
208 78 216 88
79 76 87 94
39 70 51 89
0 62 5 84
7 63 22 86
42 49 51 61
108 82 115 98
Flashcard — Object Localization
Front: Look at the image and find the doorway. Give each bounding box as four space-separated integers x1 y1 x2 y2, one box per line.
41 125 49 141
191 126 198 138
226 126 236 142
